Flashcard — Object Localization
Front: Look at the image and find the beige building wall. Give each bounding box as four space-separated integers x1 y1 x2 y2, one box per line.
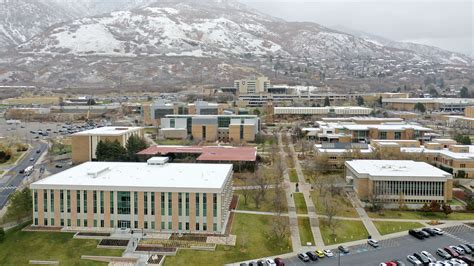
71 135 90 164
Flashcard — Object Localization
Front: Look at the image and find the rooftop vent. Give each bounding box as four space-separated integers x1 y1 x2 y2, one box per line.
147 157 169 165
87 167 110 178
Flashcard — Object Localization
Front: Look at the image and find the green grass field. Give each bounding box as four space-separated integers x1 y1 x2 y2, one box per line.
235 189 288 213
0 224 123 265
373 221 424 235
319 218 369 245
367 210 474 220
298 217 315 246
289 168 299 182
311 190 358 218
164 213 292 266
293 193 308 214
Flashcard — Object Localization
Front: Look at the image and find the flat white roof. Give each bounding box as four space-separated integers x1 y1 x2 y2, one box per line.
401 146 474 160
30 161 233 193
73 126 142 136
346 160 451 178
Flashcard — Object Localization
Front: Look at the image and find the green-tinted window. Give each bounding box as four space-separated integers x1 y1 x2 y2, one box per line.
34 190 38 212
66 190 71 213
77 219 80 226
213 193 217 217
168 222 172 230
168 192 172 216
50 190 54 212
43 190 48 212
203 194 207 217
117 191 131 215
67 219 71 226
161 193 165 215
161 221 165 230
84 219 87 227
195 193 200 216
213 223 217 231
151 193 155 215
134 192 138 215
77 191 81 213
83 191 87 213
185 193 189 216
93 191 97 213
100 191 104 214
179 222 182 230
110 191 114 214
178 192 182 216
144 192 148 215
60 190 64 212
51 218 54 226
151 221 155 229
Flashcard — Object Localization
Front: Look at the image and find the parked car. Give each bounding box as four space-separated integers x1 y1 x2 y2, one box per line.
240 263 248 266
394 260 405 266
385 262 397 266
55 164 63 168
274 258 285 266
437 248 452 260
314 250 325 258
368 239 379 247
264 259 276 266
459 256 474 266
413 252 430 265
450 258 468 266
409 229 425 240
297 253 309 262
419 230 430 238
422 228 437 236
305 251 318 261
19 169 25 174
257 260 264 266
460 244 472 254
444 247 460 258
450 245 465 255
466 243 474 251
338 245 350 253
420 251 436 262
432 228 444 235
323 249 334 257
248 262 257 266
407 255 422 265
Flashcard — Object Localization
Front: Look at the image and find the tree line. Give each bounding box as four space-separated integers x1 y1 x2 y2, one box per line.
95 134 149 162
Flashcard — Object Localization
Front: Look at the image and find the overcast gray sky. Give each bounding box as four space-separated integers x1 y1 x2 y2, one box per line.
239 0 473 56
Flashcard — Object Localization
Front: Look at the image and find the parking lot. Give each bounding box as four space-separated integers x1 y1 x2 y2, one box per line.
282 225 474 266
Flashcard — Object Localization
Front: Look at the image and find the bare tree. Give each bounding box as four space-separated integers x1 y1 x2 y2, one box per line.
322 193 340 236
272 180 285 215
254 167 270 201
240 177 252 206
269 215 289 246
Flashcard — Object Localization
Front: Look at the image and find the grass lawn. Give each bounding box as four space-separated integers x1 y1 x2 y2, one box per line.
0 150 26 166
373 221 424 235
289 168 298 182
293 193 308 214
155 139 187 145
286 156 293 168
367 210 474 220
298 217 315 246
0 224 123 265
319 218 369 245
4 96 59 105
235 189 288 213
311 190 358 218
164 213 292 266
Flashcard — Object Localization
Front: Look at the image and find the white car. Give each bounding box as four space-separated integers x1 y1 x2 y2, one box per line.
264 259 276 266
421 251 437 262
449 246 465 255
407 255 422 265
368 239 379 247
323 249 334 257
432 228 444 235
450 258 468 266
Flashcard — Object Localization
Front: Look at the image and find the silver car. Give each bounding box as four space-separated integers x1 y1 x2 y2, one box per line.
407 255 422 265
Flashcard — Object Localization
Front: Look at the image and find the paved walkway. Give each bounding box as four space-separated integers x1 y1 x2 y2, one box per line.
346 190 382 239
286 133 324 249
278 132 302 251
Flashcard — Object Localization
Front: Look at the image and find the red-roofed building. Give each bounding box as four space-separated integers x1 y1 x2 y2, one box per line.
137 145 258 171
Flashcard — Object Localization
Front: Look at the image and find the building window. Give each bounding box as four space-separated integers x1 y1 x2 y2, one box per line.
161 193 165 215
151 221 155 229
34 190 38 212
144 221 148 229
196 193 200 217
83 220 87 227
196 222 200 231
100 191 104 214
77 219 80 227
66 190 71 213
202 126 206 139
170 119 175 128
179 222 182 230
94 220 97 227
203 194 207 217
43 189 48 212
168 222 172 230
50 190 54 212
44 218 48 226
144 192 148 215
67 219 71 227
60 190 64 212
203 223 207 231
213 223 217 231
460 164 466 168
185 193 189 216
100 220 104 227
93 191 97 214
134 192 138 215
168 192 172 216
380 131 387 139
134 221 138 229
77 191 81 213
83 191 87 213
394 132 401 140
161 221 165 230
51 218 54 226
34 218 38 225
186 222 189 230
60 219 64 226
213 193 217 218
178 193 182 216
110 191 114 214
117 191 131 215
151 193 155 215
240 125 244 140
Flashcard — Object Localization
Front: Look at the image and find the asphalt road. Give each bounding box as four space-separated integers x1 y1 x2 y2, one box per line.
0 141 48 209
282 225 474 266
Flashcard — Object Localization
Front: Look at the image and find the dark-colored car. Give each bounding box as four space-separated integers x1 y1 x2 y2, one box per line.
240 263 249 266
444 246 460 258
338 245 350 253
257 260 264 266
274 258 285 266
460 244 473 254
413 252 430 265
19 169 25 174
306 252 318 261
248 262 258 266
421 228 436 236
409 229 425 240
459 256 474 266
36 149 41 153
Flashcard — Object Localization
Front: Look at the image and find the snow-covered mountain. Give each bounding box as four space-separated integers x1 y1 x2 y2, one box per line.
16 1 471 66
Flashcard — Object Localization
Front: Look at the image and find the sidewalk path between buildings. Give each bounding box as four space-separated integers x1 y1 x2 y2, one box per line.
346 190 382 239
278 132 302 251
286 132 324 249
